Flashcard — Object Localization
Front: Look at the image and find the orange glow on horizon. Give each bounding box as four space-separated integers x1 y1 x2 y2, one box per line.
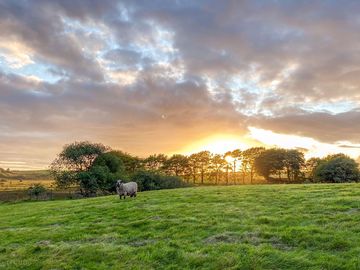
178 135 249 155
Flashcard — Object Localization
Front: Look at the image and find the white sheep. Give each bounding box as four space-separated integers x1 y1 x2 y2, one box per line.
116 180 138 199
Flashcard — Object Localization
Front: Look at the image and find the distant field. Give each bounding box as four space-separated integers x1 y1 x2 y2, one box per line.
0 170 54 191
0 169 51 180
0 179 55 191
0 184 359 269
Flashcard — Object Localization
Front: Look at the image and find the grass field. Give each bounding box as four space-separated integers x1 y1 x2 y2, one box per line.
0 179 55 191
0 184 359 270
0 169 50 180
0 170 54 191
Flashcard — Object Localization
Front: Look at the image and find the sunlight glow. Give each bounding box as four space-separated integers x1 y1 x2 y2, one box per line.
179 135 249 155
249 127 360 159
225 155 235 163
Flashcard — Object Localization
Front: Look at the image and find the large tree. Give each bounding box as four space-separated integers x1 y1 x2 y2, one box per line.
254 148 286 181
283 149 305 181
50 141 108 189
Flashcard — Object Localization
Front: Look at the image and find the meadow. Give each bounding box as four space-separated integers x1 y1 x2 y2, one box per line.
0 184 359 270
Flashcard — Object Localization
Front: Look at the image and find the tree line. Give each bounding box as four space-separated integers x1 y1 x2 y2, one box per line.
50 141 360 196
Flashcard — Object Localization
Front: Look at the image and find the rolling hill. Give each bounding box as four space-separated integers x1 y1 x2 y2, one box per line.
0 169 51 180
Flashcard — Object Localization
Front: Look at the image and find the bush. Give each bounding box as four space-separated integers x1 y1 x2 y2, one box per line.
314 156 359 183
131 170 187 191
28 184 47 200
157 175 185 189
77 172 99 197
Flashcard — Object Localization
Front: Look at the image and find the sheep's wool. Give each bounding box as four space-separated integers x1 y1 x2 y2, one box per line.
116 180 138 198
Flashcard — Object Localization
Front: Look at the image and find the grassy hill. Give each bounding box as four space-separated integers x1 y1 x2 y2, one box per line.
0 184 359 270
0 169 50 180
0 170 53 191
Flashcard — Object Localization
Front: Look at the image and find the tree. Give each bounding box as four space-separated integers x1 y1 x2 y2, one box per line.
314 155 359 183
283 149 305 181
162 154 189 177
224 151 234 184
93 152 124 173
52 141 108 171
50 141 108 189
241 147 265 184
90 152 126 192
188 153 200 183
192 151 211 184
211 154 227 184
254 148 286 181
144 154 168 171
77 172 99 197
305 157 322 181
28 184 47 200
230 149 242 183
110 151 143 174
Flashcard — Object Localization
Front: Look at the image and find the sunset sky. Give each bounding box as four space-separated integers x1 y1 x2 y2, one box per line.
1 1 360 170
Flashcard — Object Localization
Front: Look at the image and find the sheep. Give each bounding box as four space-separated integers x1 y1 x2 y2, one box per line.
116 180 138 199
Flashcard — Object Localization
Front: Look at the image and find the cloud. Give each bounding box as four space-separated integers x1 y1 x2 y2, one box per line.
0 70 247 168
1 0 360 168
252 109 360 143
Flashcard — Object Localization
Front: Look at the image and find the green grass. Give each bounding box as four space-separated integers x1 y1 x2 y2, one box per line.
0 184 359 270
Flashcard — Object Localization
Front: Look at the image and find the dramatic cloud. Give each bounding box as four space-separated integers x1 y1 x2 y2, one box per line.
1 0 360 168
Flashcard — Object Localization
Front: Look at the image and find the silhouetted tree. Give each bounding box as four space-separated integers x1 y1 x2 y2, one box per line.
192 151 211 184
305 157 322 181
230 149 242 183
144 154 168 171
241 147 265 184
162 154 189 177
254 148 286 181
284 149 305 181
211 154 227 184
188 153 200 183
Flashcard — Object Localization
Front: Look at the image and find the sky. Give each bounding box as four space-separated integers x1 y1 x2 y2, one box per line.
1 0 360 170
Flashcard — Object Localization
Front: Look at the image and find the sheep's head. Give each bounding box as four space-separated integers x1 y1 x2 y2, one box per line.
116 180 123 188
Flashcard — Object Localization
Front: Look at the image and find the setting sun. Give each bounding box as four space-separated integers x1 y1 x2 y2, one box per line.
179 135 249 155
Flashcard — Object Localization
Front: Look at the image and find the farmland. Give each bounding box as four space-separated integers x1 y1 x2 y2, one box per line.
0 184 359 269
